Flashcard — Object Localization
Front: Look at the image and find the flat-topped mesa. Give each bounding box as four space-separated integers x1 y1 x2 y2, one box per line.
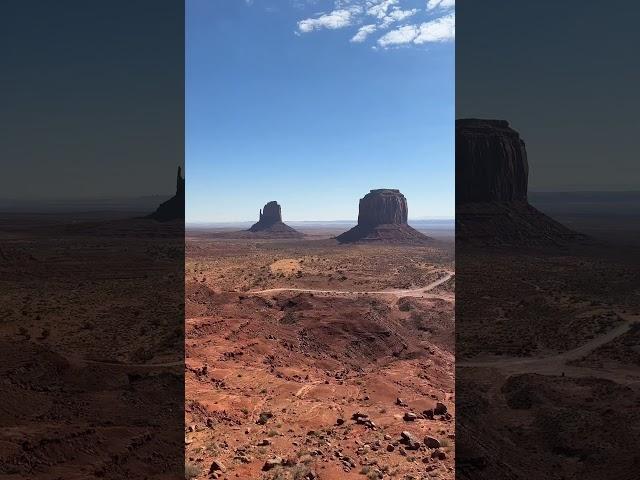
456 119 528 204
358 189 409 226
456 119 585 246
337 189 430 244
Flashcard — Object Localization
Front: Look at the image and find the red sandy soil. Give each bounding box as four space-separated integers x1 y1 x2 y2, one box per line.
185 235 455 480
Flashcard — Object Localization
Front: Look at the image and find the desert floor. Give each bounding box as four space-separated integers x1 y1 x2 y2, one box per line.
185 230 455 480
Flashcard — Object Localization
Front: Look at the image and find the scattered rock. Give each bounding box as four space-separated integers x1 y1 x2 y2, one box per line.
424 436 441 449
400 431 421 450
434 402 447 416
257 411 273 425
262 457 284 471
431 449 447 460
209 460 226 474
403 412 418 422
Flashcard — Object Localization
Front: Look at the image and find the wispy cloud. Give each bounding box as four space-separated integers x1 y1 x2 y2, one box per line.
297 6 362 33
282 0 455 49
351 24 377 43
426 0 455 10
377 24 418 47
414 12 455 43
378 12 454 46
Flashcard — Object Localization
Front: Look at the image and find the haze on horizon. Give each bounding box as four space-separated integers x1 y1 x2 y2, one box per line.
186 0 455 223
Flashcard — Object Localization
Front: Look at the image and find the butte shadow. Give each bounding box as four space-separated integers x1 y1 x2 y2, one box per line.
336 189 431 244
456 119 586 246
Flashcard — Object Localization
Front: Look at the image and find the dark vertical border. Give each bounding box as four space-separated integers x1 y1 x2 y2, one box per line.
0 1 185 478
456 1 640 479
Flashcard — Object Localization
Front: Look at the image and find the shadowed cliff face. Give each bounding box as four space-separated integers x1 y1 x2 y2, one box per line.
337 189 429 244
456 119 529 204
257 201 282 226
456 119 584 246
250 201 283 231
358 189 409 226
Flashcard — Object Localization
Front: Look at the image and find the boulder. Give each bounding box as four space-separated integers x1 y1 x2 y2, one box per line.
424 436 441 448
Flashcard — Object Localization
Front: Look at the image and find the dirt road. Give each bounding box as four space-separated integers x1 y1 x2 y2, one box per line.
249 271 454 299
459 314 640 384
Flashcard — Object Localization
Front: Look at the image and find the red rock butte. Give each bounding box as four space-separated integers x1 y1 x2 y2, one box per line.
337 189 430 244
246 201 303 238
456 119 584 246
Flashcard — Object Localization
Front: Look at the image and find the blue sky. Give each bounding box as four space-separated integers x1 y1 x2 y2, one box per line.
186 0 454 222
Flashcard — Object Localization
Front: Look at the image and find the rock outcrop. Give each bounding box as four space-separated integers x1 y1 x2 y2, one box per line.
337 189 430 244
148 166 184 222
249 201 283 231
245 201 303 238
456 119 584 246
456 119 528 203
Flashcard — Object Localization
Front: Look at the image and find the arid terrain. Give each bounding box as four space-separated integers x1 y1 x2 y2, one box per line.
185 228 455 480
456 243 640 480
0 213 184 479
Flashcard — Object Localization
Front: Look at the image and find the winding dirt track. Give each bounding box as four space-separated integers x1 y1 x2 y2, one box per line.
74 273 454 370
459 314 640 385
249 271 454 299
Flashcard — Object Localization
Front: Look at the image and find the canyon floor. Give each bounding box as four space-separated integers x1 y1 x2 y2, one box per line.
185 229 455 480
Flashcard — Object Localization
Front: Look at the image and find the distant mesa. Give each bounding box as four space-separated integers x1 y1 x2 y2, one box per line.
245 201 303 238
148 166 184 222
456 119 584 246
336 189 430 244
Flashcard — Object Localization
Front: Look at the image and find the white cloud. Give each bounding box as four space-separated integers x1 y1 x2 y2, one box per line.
351 24 377 42
380 7 418 26
298 7 361 33
366 0 398 19
294 0 454 49
414 12 455 43
378 12 454 46
377 24 419 47
426 0 455 10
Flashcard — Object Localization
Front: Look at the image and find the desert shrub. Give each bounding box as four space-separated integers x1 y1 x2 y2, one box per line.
185 461 201 479
281 311 298 325
292 464 315 480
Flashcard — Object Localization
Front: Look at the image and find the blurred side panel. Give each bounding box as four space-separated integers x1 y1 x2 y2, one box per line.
456 1 640 479
0 1 184 478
